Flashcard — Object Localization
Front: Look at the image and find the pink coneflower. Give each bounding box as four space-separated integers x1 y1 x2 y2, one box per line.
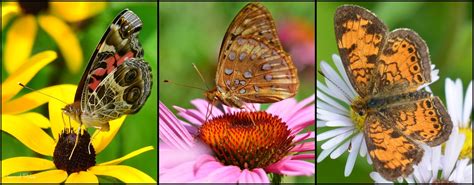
159 95 315 183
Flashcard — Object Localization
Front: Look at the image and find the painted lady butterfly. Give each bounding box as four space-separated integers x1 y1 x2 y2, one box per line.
63 9 152 133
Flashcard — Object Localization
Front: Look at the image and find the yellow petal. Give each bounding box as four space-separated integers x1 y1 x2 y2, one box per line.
92 116 127 154
2 169 68 183
47 85 77 141
4 15 37 74
2 157 55 177
1 50 57 105
99 146 154 166
89 165 155 183
38 15 82 73
2 84 73 115
49 2 107 22
17 112 51 128
2 115 55 156
2 3 20 29
66 171 98 183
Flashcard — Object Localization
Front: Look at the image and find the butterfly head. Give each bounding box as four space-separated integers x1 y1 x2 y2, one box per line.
204 88 219 103
62 102 82 124
350 96 368 117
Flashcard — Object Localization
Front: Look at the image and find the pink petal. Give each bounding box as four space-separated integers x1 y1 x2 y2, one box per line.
293 131 314 143
239 168 270 183
159 101 194 150
291 142 315 153
265 157 315 176
174 106 204 125
291 154 315 160
266 98 297 121
284 94 315 123
190 99 223 117
159 160 198 182
201 165 242 183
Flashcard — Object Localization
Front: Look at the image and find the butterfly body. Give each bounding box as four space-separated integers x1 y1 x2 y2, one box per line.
207 3 299 109
63 9 152 132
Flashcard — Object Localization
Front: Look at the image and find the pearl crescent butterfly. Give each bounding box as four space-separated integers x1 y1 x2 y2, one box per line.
334 5 453 180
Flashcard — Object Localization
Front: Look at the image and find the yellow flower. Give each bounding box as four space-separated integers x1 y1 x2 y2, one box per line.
1 2 107 74
2 84 156 183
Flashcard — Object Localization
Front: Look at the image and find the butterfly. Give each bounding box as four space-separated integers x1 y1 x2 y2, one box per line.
63 9 152 157
204 3 299 109
334 5 452 180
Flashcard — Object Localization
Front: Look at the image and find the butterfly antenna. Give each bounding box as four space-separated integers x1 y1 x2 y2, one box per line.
192 63 211 91
18 82 69 105
317 71 353 103
163 80 207 91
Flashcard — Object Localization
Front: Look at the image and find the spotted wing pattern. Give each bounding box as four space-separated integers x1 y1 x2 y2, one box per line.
210 3 299 108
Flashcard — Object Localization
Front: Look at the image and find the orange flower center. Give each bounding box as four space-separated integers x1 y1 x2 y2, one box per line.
199 111 295 170
53 128 96 174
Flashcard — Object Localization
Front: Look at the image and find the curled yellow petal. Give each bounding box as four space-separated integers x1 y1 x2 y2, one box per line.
92 116 127 154
17 112 51 129
66 171 98 183
2 115 55 156
1 50 57 105
2 157 55 177
2 84 72 115
99 146 154 166
2 169 68 183
49 2 107 22
38 15 82 73
4 15 37 74
2 3 20 29
89 165 156 183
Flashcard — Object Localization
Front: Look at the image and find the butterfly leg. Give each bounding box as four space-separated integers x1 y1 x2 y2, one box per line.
68 123 82 160
88 129 100 154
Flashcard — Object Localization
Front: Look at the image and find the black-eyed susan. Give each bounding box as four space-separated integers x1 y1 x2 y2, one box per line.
1 84 155 183
1 2 106 74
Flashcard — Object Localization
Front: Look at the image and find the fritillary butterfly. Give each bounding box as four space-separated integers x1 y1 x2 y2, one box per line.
204 3 299 108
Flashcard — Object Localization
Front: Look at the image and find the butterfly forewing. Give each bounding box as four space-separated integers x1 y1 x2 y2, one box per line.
213 3 299 108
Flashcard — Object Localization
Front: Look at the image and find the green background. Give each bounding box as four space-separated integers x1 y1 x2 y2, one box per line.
1 2 157 182
159 2 315 183
317 2 472 183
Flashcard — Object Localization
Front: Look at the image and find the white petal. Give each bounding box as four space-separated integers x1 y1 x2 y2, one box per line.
321 131 352 150
325 120 354 127
317 108 351 122
330 139 351 159
317 100 348 116
344 133 363 176
370 172 393 183
316 120 326 127
359 137 367 157
317 127 353 141
317 80 350 104
332 54 357 98
317 145 338 163
317 90 348 113
462 81 472 127
320 61 355 99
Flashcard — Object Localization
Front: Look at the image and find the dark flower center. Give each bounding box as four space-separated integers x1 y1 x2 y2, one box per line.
53 128 96 174
18 1 50 15
199 111 295 170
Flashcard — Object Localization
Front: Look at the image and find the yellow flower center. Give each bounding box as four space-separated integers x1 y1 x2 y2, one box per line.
458 127 472 160
199 111 295 170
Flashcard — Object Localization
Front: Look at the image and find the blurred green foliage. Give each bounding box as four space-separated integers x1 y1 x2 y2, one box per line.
1 2 157 182
317 2 472 183
159 2 315 183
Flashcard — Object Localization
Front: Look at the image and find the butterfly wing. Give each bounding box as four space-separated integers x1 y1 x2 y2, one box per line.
364 113 423 181
373 29 432 96
334 5 388 97
77 9 151 127
383 95 452 146
215 3 299 104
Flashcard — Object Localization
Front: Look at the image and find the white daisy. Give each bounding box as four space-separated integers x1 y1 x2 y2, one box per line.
317 54 440 178
371 78 472 183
